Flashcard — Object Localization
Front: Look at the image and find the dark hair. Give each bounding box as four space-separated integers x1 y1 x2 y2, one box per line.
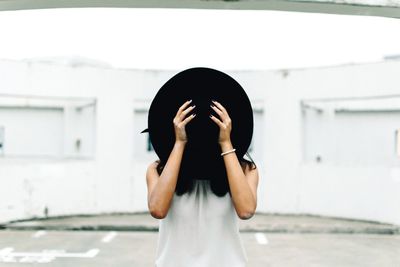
154 151 257 198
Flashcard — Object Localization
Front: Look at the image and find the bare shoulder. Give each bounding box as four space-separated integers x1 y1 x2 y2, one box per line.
148 160 159 170
241 161 259 205
240 161 247 172
241 161 260 185
146 160 160 181
146 160 160 197
240 160 256 173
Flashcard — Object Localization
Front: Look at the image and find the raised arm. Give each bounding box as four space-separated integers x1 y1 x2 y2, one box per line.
147 141 187 219
210 100 259 220
146 100 196 219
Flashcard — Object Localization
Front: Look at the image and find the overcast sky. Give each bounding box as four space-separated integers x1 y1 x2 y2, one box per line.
0 7 400 70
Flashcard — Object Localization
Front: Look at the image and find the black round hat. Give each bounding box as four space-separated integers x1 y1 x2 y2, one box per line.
141 67 253 181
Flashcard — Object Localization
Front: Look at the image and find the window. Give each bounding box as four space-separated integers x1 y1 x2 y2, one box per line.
0 94 96 159
302 96 400 166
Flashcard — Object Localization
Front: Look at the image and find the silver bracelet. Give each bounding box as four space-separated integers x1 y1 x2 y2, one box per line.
221 148 236 156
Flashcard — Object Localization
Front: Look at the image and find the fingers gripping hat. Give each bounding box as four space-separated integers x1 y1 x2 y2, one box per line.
141 67 253 184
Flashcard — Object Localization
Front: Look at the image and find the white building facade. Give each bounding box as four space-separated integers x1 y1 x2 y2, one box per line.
0 58 399 225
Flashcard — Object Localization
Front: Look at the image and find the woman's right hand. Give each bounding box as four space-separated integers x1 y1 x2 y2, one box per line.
173 99 196 144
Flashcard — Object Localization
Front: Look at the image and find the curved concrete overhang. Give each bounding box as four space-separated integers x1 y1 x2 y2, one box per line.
0 0 400 19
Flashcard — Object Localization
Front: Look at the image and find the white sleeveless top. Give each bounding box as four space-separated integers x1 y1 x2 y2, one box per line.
155 179 248 267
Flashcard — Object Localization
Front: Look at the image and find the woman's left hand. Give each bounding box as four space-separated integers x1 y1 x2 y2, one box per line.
209 100 232 145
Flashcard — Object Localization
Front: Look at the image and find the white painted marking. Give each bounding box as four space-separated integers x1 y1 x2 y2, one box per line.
9 249 100 258
1 256 17 263
19 255 54 263
32 230 47 238
0 248 16 262
254 232 268 245
86 249 100 257
0 247 100 263
0 247 14 256
101 231 117 243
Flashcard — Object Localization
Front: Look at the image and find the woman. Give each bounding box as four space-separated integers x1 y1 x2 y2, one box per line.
146 98 259 267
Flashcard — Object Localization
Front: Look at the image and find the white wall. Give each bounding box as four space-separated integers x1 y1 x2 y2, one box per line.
63 104 96 158
259 62 400 225
0 58 399 225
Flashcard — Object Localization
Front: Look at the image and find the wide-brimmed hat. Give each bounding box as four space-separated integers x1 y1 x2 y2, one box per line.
141 67 253 180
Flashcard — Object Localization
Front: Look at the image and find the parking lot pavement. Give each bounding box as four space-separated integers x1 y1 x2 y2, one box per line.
0 230 400 267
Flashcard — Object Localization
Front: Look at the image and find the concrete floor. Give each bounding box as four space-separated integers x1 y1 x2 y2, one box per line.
0 230 399 267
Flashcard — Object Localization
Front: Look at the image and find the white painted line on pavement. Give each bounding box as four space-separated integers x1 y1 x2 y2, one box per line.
101 231 117 243
254 232 268 245
0 248 100 263
86 249 100 257
0 247 14 256
32 230 47 238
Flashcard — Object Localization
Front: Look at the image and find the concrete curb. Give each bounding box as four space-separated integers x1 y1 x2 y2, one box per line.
3 224 400 234
2 213 400 235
